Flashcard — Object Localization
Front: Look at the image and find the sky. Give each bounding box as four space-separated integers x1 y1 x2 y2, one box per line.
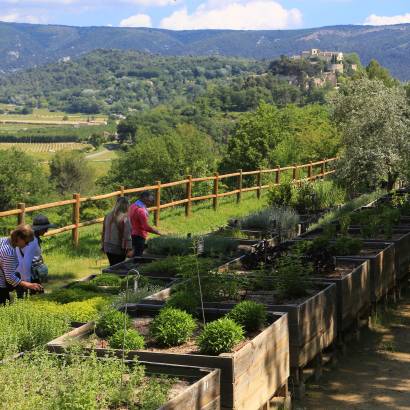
0 0 410 30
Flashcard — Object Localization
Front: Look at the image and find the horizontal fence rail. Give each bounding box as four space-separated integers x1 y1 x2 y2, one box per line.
0 158 337 246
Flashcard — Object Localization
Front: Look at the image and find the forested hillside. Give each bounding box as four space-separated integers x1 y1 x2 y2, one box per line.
1 21 410 79
0 50 333 115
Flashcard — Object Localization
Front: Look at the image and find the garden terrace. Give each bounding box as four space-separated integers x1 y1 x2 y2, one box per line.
48 308 290 410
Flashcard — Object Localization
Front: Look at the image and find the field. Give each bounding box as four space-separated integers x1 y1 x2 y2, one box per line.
0 106 107 125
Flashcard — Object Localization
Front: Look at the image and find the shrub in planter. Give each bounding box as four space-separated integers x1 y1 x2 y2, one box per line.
329 236 363 256
0 351 174 410
108 329 145 350
91 274 122 287
0 300 70 360
42 288 101 304
294 238 335 275
96 309 131 339
273 255 313 300
294 180 321 214
150 308 196 347
147 236 193 256
165 291 199 315
267 181 295 208
226 301 267 332
198 318 244 355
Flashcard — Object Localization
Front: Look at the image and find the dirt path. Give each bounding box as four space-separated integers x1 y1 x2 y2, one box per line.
295 292 410 410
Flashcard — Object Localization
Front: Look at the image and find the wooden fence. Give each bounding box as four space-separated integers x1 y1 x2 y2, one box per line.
0 158 337 246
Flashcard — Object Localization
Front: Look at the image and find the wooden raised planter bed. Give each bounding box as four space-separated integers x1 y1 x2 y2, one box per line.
47 310 290 410
299 230 396 303
315 259 371 335
102 256 165 276
347 227 410 282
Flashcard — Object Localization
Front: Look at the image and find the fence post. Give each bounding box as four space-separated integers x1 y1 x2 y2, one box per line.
213 173 219 210
275 165 281 185
257 170 262 199
72 193 80 247
120 186 125 197
308 162 313 180
185 176 192 217
321 160 325 179
154 182 161 226
237 169 243 203
17 203 26 226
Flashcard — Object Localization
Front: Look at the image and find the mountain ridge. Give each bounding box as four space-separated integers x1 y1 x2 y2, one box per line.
1 21 410 80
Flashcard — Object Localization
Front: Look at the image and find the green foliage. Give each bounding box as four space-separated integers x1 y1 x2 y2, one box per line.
329 236 363 256
273 255 313 300
165 291 199 315
0 300 70 360
0 351 173 409
102 124 217 201
220 102 339 174
198 318 244 355
332 78 410 195
151 308 196 347
366 60 399 88
91 274 122 287
268 182 295 208
41 288 103 303
108 329 145 350
226 301 267 332
139 255 218 277
0 148 50 210
95 309 131 339
49 150 95 195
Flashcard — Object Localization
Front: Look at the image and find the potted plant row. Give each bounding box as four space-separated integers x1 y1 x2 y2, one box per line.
47 301 290 410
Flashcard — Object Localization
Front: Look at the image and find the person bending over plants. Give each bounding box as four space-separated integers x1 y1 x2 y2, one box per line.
0 225 43 305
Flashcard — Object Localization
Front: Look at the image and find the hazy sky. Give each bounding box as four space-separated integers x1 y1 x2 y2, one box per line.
0 0 409 30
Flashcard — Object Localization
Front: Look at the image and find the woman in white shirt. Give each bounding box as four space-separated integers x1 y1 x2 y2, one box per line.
16 215 56 297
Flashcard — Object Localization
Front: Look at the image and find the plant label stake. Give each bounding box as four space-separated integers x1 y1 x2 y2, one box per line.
194 237 206 325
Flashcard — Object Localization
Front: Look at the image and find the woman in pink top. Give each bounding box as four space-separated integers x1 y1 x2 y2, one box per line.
129 191 161 256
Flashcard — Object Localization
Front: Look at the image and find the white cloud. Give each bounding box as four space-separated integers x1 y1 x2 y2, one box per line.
0 11 41 23
364 13 410 26
160 0 303 30
120 13 152 27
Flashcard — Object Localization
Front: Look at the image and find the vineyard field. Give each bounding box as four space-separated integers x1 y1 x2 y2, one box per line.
0 142 91 153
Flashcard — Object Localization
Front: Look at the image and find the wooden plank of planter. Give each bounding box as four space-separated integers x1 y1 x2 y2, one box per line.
315 259 371 333
47 311 289 410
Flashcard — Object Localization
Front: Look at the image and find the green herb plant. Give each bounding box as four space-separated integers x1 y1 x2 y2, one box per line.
226 301 267 332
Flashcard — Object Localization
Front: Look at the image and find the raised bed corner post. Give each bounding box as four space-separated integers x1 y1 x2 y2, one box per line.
257 169 262 199
237 169 243 203
72 193 80 247
213 172 219 211
154 181 161 226
185 175 192 217
275 165 281 186
308 161 313 181
17 203 26 226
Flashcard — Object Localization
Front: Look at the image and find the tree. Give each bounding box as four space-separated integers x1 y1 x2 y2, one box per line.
331 78 410 195
0 149 50 210
102 124 217 200
366 60 399 88
49 151 95 195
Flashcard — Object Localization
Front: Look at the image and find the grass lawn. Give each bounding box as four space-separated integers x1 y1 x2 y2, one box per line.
42 191 269 289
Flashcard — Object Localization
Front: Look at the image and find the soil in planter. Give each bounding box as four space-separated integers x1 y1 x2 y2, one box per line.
85 316 259 355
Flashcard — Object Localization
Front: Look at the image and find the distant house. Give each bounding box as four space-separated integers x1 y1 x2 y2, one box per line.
296 49 345 73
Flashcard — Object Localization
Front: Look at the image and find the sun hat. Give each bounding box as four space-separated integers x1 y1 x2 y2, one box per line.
32 215 57 231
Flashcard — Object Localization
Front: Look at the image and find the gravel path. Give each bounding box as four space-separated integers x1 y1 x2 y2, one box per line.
295 291 410 410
